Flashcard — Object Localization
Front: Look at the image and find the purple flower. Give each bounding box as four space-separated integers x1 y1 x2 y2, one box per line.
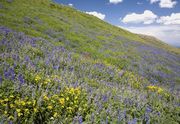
0 75 2 83
4 70 10 79
78 116 83 124
102 94 108 102
53 65 59 70
25 56 30 62
146 106 152 113
128 118 137 124
8 121 13 124
4 68 15 80
18 74 24 85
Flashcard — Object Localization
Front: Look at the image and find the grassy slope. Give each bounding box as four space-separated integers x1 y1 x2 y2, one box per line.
0 0 180 123
1 0 180 85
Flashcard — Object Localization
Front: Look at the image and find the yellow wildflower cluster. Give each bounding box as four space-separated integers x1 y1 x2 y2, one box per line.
65 87 81 95
0 95 37 121
35 75 41 82
33 74 62 86
124 71 141 89
0 87 88 122
147 85 164 93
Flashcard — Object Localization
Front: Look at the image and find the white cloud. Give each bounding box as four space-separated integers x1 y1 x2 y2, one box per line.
159 0 177 8
150 0 160 4
122 25 180 47
122 10 158 24
109 0 123 4
149 0 177 8
85 11 106 20
157 13 180 25
68 3 73 7
137 2 143 5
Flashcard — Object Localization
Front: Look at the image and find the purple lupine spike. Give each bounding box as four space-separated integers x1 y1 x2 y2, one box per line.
144 114 150 124
53 65 59 70
146 106 152 113
25 56 30 62
9 68 15 80
8 121 13 124
78 116 83 124
69 66 74 72
18 74 24 85
128 118 137 124
117 109 122 123
4 70 10 79
0 75 2 83
102 94 108 102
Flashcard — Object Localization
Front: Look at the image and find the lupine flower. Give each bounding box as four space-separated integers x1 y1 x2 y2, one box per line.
128 118 137 124
0 75 2 83
78 116 83 124
18 74 25 85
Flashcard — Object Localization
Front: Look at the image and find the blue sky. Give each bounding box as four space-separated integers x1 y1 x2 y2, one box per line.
54 0 180 47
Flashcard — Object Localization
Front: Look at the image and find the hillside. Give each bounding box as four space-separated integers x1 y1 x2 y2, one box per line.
0 0 180 123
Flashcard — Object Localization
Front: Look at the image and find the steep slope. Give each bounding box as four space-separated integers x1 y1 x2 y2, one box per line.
0 0 180 123
1 0 180 85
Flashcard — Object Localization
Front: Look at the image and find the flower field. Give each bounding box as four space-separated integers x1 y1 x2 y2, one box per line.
0 0 180 123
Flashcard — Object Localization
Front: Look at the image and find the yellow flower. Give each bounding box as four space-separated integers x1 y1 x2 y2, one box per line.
9 95 14 98
34 108 38 113
16 109 21 113
66 97 69 101
43 95 49 101
18 112 23 117
67 107 73 113
75 96 78 100
4 111 7 114
33 100 36 106
25 109 30 114
8 115 14 120
21 101 26 106
44 78 51 85
47 105 53 110
0 99 3 103
4 98 8 102
74 100 78 104
157 88 163 93
2 103 7 107
59 98 65 105
35 75 41 82
75 88 81 95
69 88 75 94
53 112 58 117
52 94 58 98
147 85 157 91
147 85 164 94
10 104 14 108
27 101 32 105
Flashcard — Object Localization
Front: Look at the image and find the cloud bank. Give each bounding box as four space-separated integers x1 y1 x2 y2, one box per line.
122 10 180 25
86 11 106 20
157 13 180 25
122 25 180 47
149 0 177 8
122 10 158 24
109 0 123 4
